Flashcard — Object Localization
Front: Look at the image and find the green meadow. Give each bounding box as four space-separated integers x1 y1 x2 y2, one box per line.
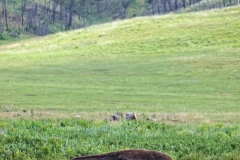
0 6 240 160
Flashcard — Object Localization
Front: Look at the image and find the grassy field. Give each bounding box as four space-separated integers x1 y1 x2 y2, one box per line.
1 6 240 123
0 6 240 160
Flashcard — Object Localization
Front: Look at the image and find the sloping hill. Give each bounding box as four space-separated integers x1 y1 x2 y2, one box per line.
0 7 240 122
1 6 239 66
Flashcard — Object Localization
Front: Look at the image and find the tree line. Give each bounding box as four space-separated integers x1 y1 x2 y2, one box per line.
0 0 238 39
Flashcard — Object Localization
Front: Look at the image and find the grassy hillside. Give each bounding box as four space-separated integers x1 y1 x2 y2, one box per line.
0 6 240 160
0 6 240 123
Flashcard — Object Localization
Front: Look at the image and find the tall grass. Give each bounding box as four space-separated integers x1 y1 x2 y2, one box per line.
0 119 239 160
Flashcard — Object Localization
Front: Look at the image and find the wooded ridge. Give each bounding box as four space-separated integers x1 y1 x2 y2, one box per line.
0 0 238 39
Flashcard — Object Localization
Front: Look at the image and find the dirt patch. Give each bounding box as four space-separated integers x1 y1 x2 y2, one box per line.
72 149 172 160
0 111 66 119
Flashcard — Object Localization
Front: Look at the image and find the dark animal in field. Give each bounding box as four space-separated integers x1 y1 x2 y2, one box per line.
126 112 137 120
110 115 120 121
71 149 172 160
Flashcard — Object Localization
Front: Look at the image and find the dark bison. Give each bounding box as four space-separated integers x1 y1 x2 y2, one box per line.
71 149 172 160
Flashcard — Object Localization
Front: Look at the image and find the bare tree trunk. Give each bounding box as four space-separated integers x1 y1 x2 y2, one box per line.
167 0 175 12
26 0 38 33
52 0 57 24
0 3 1 18
43 0 47 14
21 0 26 26
156 0 161 14
119 0 133 19
152 0 155 15
2 0 8 30
80 0 86 26
163 0 167 13
174 0 178 10
66 0 75 30
46 0 51 16
119 0 124 19
59 0 64 21
182 0 186 8
0 21 3 39
96 0 102 19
